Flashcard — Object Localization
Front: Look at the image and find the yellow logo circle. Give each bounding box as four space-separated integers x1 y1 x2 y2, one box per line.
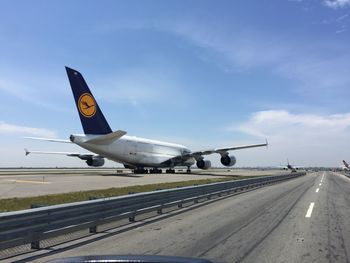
78 93 96 118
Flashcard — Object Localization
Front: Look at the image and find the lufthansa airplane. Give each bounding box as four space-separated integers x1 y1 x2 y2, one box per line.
25 67 268 174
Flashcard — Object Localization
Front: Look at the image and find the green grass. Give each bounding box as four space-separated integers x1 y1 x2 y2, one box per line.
0 176 243 212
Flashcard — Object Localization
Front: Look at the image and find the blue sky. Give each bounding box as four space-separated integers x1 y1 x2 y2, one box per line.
1 0 350 167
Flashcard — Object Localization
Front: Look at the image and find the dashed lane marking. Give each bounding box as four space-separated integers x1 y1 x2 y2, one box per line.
305 202 315 218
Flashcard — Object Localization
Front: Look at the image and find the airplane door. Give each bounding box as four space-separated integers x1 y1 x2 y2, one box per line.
127 141 138 162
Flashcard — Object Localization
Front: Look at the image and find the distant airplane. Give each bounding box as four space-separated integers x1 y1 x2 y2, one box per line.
280 159 301 173
342 160 350 171
25 67 267 174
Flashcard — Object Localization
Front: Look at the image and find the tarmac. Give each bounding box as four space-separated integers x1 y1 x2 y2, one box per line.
0 168 288 199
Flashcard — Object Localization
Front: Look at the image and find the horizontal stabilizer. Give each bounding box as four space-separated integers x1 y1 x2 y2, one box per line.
24 148 85 156
85 130 127 144
24 148 100 159
23 137 72 143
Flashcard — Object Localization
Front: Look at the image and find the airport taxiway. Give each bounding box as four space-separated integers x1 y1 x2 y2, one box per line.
0 168 287 199
7 171 350 263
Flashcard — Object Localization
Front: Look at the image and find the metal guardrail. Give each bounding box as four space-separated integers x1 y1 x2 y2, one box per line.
0 172 305 251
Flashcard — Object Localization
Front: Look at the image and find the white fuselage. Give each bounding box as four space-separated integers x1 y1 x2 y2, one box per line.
70 134 195 168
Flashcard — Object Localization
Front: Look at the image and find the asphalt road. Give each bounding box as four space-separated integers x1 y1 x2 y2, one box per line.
8 171 350 263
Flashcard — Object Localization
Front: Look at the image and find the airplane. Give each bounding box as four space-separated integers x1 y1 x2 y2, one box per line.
342 160 350 171
25 67 268 174
280 159 301 173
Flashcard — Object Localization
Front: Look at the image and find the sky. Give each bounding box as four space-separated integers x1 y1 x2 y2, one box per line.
1 0 350 167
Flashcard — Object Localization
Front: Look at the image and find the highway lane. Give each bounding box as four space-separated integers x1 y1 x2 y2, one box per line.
9 171 350 263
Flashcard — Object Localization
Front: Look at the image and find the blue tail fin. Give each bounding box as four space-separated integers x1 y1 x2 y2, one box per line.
65 67 112 135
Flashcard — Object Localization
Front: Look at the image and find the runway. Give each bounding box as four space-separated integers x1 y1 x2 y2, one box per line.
8 171 350 263
0 168 286 199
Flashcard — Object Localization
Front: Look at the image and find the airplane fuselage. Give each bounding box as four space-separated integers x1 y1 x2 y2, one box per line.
71 134 196 168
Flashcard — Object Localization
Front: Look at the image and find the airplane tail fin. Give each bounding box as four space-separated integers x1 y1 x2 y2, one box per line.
65 67 112 135
343 160 349 168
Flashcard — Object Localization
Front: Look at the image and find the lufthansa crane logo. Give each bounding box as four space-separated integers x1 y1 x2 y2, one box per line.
78 93 96 118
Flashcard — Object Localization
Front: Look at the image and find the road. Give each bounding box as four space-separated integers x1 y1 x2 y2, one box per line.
8 171 350 263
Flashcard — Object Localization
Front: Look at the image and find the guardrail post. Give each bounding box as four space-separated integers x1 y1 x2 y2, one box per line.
31 240 40 249
89 225 97 233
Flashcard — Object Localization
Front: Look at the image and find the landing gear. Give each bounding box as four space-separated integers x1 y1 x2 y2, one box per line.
165 169 175 174
186 167 191 174
133 168 149 174
150 168 162 174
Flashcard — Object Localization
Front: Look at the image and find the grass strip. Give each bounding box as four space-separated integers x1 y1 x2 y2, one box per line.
0 176 243 212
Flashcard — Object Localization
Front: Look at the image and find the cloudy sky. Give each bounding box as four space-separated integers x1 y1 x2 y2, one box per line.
1 0 350 167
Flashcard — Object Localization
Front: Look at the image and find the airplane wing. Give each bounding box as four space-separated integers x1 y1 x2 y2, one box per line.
24 149 101 160
163 141 268 166
23 137 72 143
184 141 268 159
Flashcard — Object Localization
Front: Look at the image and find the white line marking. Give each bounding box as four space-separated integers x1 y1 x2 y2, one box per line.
8 179 51 185
305 202 315 218
316 188 319 193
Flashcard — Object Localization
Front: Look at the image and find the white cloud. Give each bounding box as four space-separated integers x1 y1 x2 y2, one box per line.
324 0 350 9
94 67 190 109
236 110 350 138
0 121 56 138
156 20 350 101
0 70 72 113
228 110 350 166
336 14 349 21
93 19 350 100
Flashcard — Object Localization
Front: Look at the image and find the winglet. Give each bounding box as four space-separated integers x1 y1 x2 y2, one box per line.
24 148 30 156
265 138 269 149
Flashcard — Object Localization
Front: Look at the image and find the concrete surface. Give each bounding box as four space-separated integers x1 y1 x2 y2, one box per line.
0 168 287 199
5 171 350 263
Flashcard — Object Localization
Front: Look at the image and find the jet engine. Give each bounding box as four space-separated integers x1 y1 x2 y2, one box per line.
197 159 211 169
220 155 236 167
86 157 105 167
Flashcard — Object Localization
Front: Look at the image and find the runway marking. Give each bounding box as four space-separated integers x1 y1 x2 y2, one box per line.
305 202 315 218
321 173 324 182
316 188 319 193
9 179 51 185
319 183 322 186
